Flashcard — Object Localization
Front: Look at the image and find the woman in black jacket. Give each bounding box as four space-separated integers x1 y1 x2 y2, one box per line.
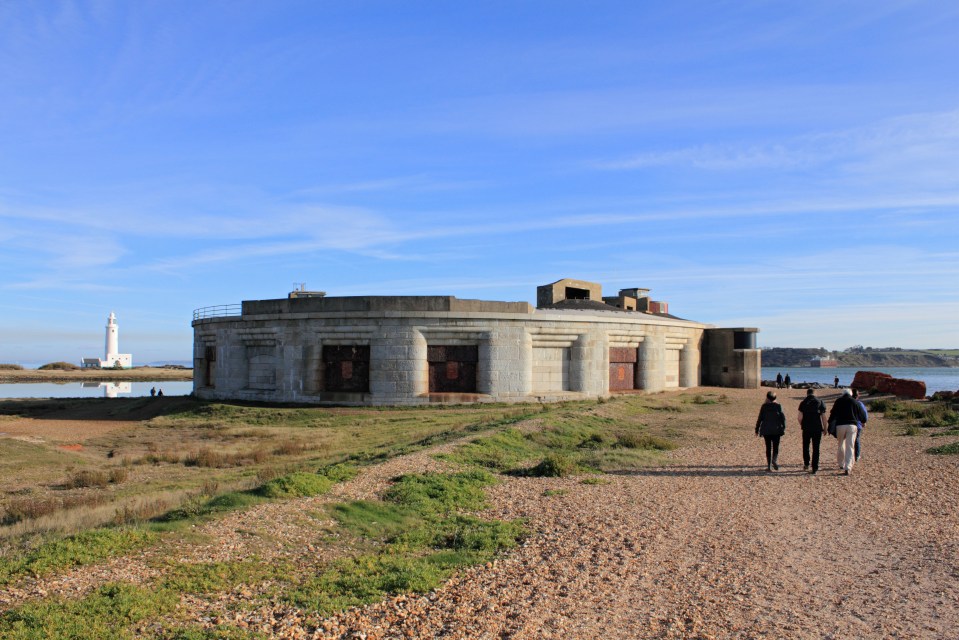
756 391 786 471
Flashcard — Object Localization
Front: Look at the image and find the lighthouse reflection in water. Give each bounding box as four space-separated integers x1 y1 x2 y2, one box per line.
81 382 132 398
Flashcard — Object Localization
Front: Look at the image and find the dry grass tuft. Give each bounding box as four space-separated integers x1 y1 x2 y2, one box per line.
66 470 111 489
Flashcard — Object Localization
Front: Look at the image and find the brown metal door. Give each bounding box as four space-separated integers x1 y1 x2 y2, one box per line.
609 347 638 391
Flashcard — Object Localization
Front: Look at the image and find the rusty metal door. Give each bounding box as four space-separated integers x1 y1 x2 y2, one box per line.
609 347 638 391
428 345 478 393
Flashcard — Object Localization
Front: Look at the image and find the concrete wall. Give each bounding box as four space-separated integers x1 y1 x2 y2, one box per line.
193 297 756 405
701 328 761 389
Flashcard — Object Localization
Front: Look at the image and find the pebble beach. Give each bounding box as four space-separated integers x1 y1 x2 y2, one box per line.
3 387 957 639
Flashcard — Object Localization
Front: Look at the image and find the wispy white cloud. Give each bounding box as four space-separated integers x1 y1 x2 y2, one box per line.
595 109 959 192
291 175 490 196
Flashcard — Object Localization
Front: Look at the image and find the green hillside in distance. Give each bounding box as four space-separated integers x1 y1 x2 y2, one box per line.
761 346 959 368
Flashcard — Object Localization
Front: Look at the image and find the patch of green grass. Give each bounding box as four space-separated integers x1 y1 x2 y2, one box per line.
528 422 609 450
161 558 285 595
870 399 927 419
615 432 677 451
580 477 610 485
159 626 268 640
919 408 959 429
153 490 266 526
902 425 923 437
0 528 156 585
383 470 495 514
285 553 452 615
418 514 523 554
258 472 334 499
331 501 422 541
646 402 686 413
0 582 177 640
440 428 542 470
318 462 359 483
524 453 580 477
543 488 568 497
442 400 679 477
579 447 669 472
317 469 524 616
927 441 959 455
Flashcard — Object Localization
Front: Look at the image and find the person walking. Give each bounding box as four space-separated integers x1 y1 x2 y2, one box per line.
756 391 786 472
783 373 791 389
798 388 827 474
776 372 783 389
828 388 867 476
834 376 840 389
852 388 868 462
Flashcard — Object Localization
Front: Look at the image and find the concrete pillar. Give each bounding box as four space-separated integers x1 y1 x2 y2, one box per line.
482 327 531 398
638 333 665 392
370 328 426 405
680 340 700 388
571 329 607 395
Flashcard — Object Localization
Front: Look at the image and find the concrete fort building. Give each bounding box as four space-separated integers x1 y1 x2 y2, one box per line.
81 312 133 369
192 278 760 405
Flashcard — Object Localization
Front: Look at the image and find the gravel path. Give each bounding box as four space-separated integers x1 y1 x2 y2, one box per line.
319 391 959 639
3 389 958 639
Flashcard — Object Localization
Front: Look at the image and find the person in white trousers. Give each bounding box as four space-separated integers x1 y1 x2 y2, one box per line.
828 388 867 475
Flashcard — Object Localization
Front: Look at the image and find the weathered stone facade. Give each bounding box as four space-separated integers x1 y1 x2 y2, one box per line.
193 282 760 406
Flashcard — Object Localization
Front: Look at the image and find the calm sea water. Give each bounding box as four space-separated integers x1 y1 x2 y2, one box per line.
0 381 194 399
761 367 959 395
2 368 955 398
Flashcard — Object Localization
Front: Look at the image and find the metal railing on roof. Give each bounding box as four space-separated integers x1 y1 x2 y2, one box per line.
192 304 242 321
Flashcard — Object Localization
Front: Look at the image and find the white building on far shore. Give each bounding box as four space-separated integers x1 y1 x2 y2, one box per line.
81 312 133 369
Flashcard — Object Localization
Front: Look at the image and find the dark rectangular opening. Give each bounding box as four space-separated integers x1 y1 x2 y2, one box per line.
565 286 590 300
733 331 756 349
204 346 216 387
428 345 478 393
323 345 370 393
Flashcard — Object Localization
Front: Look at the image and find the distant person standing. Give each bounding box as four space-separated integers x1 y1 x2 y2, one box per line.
776 372 783 389
852 388 868 462
150 387 156 397
756 391 786 472
834 376 840 389
784 373 791 389
798 388 827 475
829 389 867 475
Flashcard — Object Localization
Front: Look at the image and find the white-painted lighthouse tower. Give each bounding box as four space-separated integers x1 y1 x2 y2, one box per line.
105 312 120 360
82 312 132 369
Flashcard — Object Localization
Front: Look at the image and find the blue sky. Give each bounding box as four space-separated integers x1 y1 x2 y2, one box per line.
2 1 958 364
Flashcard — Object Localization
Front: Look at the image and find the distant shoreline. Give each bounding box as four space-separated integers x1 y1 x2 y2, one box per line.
0 366 193 383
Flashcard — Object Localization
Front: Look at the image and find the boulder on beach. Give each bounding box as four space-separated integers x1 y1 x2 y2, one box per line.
851 370 926 399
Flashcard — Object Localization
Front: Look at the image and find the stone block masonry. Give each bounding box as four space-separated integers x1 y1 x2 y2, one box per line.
193 283 759 406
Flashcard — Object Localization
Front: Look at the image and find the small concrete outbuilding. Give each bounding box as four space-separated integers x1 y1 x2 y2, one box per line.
192 278 760 405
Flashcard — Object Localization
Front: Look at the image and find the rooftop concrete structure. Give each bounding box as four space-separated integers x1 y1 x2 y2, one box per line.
192 279 760 405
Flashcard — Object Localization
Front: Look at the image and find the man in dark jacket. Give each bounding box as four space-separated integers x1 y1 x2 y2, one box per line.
829 389 868 475
756 391 786 472
798 388 827 475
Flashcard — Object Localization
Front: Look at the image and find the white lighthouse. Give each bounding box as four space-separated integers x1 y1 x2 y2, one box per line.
81 312 133 369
